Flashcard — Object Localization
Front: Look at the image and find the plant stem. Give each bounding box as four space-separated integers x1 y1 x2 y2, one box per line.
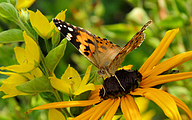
53 90 72 118
44 37 51 52
16 19 37 41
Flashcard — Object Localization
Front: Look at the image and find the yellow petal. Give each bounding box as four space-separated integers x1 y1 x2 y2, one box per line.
55 9 67 20
24 68 43 80
112 115 122 120
73 83 95 95
73 65 95 95
26 99 100 113
49 109 65 120
67 117 73 120
16 0 36 10
89 85 102 100
135 97 156 120
121 95 141 120
141 110 156 120
143 51 192 78
118 65 133 70
30 67 43 78
141 72 192 88
135 97 149 113
0 73 28 98
0 64 34 73
0 71 14 76
73 100 103 120
61 65 81 92
81 65 92 85
29 10 53 39
103 97 120 120
169 94 192 120
50 10 67 31
139 28 179 75
131 88 182 120
73 99 114 120
50 76 71 94
14 47 25 65
23 31 39 64
89 99 115 120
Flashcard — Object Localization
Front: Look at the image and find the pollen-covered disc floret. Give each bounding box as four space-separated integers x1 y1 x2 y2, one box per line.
99 69 142 100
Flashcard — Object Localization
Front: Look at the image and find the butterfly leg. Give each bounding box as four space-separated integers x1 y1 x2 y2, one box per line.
114 75 126 91
96 76 106 97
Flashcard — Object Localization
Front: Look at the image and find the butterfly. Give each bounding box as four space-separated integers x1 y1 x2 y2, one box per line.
53 19 152 83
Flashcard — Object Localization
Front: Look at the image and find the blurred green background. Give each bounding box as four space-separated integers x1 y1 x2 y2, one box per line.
0 0 192 119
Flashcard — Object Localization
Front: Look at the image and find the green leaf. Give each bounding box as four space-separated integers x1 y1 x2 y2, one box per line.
45 42 66 73
52 31 61 47
0 2 19 22
16 76 53 93
0 29 24 43
39 92 58 103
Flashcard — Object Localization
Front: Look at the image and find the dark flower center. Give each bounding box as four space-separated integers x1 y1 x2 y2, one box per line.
99 69 142 100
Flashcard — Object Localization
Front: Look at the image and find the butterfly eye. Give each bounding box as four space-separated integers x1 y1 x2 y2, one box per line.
97 67 111 78
97 68 105 75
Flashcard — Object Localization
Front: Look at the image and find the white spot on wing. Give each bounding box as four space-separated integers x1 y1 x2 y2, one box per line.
63 25 66 28
66 33 72 41
67 33 72 37
68 27 73 32
57 26 61 30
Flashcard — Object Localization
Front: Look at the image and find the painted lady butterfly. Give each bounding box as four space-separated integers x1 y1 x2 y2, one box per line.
53 19 152 81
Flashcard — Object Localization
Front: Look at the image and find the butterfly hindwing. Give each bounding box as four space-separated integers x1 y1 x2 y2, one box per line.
108 20 152 74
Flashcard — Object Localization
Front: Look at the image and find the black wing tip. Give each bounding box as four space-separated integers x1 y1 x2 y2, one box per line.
52 18 65 24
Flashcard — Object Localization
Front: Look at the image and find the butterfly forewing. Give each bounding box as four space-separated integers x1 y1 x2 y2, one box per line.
53 19 122 70
53 19 100 67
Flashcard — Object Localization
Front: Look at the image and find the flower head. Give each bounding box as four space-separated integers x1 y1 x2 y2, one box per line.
0 31 39 73
26 28 192 120
28 9 66 39
0 30 43 98
0 68 42 98
50 64 95 96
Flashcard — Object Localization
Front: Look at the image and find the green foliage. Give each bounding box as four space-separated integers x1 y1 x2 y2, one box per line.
16 76 54 93
0 2 19 22
45 40 67 73
0 0 192 120
0 29 24 43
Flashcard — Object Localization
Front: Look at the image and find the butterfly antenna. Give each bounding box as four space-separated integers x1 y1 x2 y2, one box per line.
68 70 98 79
114 75 125 91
